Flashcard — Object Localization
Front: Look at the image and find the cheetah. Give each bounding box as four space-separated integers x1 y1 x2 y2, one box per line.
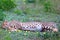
2 20 58 32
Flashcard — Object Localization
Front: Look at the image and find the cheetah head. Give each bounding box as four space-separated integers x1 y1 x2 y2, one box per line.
2 21 9 29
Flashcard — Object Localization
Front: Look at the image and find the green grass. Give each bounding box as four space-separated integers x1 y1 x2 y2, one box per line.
0 0 16 10
0 28 60 40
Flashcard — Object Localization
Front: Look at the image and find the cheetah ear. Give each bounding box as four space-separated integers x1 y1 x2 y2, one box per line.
4 20 8 23
3 20 8 24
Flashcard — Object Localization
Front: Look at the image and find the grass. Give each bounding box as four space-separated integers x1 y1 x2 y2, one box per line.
0 0 60 40
0 28 60 40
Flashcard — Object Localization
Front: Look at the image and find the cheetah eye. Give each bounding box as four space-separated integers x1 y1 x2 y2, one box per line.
5 23 8 25
3 23 7 26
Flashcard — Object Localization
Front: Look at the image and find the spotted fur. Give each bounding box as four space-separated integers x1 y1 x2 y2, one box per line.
2 20 58 32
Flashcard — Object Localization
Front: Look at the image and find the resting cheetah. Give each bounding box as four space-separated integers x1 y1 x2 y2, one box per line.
2 20 58 32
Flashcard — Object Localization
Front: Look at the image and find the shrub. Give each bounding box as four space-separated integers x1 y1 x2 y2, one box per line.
0 0 16 10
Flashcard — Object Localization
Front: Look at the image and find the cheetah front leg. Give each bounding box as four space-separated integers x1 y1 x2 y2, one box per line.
8 27 18 31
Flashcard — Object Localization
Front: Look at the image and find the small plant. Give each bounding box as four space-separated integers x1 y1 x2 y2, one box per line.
0 0 16 10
